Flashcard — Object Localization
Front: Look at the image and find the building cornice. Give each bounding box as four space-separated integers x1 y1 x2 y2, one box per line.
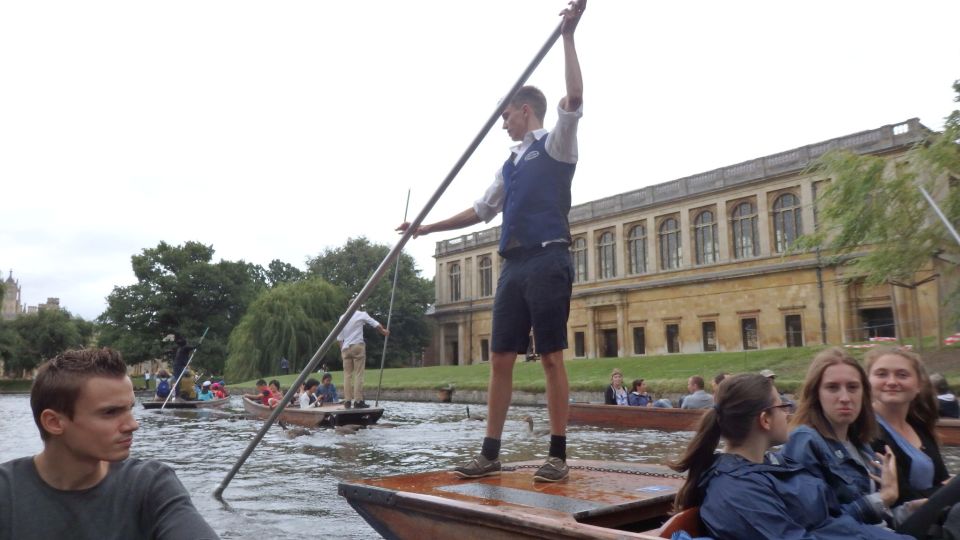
434 118 928 258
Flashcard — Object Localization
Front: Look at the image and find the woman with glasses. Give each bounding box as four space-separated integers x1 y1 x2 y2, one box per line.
671 373 909 539
782 348 899 527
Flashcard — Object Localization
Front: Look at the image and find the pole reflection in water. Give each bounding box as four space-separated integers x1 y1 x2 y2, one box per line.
3 394 958 539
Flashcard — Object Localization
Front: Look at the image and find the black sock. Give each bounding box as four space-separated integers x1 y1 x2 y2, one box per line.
548 435 566 461
481 437 501 461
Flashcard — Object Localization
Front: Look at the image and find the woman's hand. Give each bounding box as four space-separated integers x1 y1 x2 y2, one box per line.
870 445 899 508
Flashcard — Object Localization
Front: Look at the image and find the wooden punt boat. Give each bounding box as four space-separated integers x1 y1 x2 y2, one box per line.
569 403 960 446
141 396 231 410
242 396 383 428
339 459 683 539
568 403 705 432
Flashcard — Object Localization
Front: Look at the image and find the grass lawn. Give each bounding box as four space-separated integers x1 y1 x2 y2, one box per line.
0 380 33 392
236 341 960 396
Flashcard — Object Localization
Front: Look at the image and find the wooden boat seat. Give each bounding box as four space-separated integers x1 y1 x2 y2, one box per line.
657 506 702 538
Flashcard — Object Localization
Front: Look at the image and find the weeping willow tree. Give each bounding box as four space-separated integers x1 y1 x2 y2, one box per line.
796 79 960 342
225 278 345 381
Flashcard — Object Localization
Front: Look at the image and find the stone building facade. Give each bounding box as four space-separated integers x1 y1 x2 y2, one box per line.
426 118 954 365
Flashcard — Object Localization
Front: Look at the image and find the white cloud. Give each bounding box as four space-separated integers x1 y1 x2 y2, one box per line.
1 0 957 319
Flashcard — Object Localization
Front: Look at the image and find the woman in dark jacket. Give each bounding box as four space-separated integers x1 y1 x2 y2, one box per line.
782 348 898 526
603 368 628 405
866 347 960 537
670 373 909 540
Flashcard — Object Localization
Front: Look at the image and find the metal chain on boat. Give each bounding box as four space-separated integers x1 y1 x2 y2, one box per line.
501 464 685 480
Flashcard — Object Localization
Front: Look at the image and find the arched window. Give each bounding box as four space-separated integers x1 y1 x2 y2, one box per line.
659 218 681 270
478 256 493 297
572 237 587 283
731 201 759 259
627 224 647 274
597 231 616 279
694 210 717 265
773 193 803 253
448 263 461 302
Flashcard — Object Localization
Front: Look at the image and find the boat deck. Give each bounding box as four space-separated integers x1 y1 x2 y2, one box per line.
339 459 683 539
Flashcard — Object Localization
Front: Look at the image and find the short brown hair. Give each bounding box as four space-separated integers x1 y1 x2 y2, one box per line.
689 376 705 390
509 86 547 123
31 347 128 440
791 347 877 445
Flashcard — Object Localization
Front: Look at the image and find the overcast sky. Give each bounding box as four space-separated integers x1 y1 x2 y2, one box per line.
2 1 958 320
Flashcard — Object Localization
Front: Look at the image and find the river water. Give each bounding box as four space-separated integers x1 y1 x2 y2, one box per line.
4 394 959 539
0 394 699 539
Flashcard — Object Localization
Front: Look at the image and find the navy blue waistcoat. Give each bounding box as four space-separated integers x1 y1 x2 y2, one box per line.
498 134 576 254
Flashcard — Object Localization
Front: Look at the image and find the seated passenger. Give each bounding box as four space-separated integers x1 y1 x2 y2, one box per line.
178 370 197 400
671 373 910 540
931 373 959 419
679 376 713 409
244 379 268 401
211 382 226 399
604 368 628 406
867 347 960 538
299 379 320 408
154 370 172 400
317 373 338 404
267 380 283 408
627 379 653 407
782 348 899 527
712 372 729 398
196 381 215 401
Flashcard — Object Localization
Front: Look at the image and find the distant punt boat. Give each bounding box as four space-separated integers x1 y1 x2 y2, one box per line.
339 459 683 539
568 403 960 446
242 396 383 428
142 396 230 410
568 403 704 432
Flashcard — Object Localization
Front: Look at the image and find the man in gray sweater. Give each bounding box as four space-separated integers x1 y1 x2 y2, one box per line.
0 347 218 540
680 375 715 409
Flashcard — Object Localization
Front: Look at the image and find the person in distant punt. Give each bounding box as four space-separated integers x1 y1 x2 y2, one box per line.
711 372 729 398
627 378 653 407
155 369 172 401
317 372 338 405
931 373 959 419
396 0 586 483
0 347 219 539
604 368 628 405
196 380 215 401
680 375 714 409
299 379 320 409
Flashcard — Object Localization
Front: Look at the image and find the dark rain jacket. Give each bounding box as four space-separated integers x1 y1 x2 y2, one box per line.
698 452 910 540
782 425 885 525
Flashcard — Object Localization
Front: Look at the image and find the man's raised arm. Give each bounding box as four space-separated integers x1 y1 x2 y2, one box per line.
559 0 585 113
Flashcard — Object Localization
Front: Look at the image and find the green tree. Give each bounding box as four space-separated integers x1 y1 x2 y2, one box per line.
224 278 345 381
6 309 85 374
307 237 433 368
97 241 267 373
797 79 960 341
264 259 305 287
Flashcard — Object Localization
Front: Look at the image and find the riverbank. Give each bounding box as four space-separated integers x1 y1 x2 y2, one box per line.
236 342 960 399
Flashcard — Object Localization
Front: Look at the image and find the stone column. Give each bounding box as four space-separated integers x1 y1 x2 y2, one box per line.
679 209 692 268
614 222 626 278
457 322 466 366
585 229 596 282
438 323 446 365
616 302 625 357
756 193 771 256
716 203 730 263
586 306 596 359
